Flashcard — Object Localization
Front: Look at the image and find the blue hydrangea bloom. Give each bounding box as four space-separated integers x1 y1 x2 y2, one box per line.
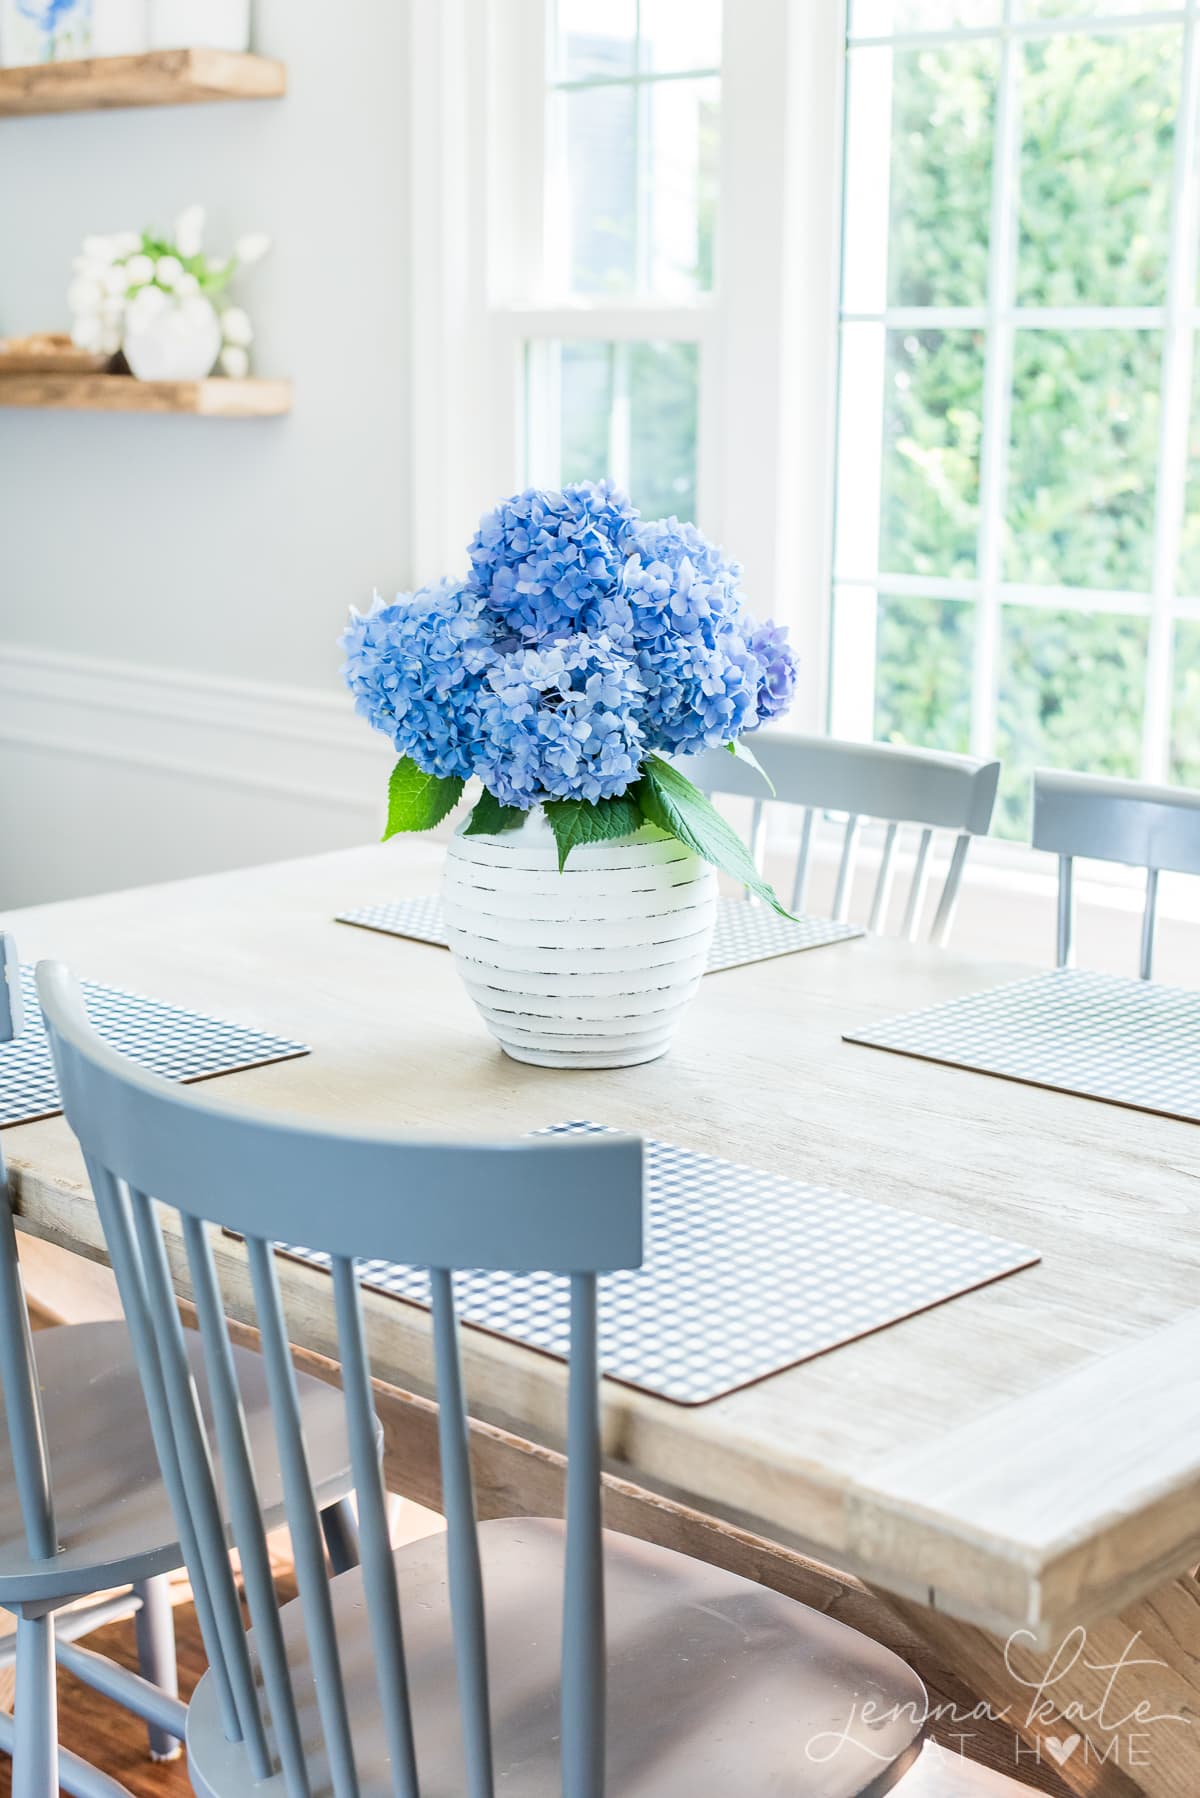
342 484 798 806
339 579 497 781
749 618 799 724
474 633 646 808
467 481 640 639
628 516 743 590
618 526 759 754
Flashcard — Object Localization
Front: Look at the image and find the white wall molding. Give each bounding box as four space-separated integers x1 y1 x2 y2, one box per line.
0 643 390 814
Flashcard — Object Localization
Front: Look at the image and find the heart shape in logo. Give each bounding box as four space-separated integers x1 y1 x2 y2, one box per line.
1043 1733 1082 1767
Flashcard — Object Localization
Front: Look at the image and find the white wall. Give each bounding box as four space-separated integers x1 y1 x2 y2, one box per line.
0 0 411 908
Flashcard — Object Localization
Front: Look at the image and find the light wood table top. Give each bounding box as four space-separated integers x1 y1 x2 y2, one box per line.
3 842 1198 1645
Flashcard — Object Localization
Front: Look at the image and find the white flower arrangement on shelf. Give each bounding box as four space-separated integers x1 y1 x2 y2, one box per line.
68 205 270 382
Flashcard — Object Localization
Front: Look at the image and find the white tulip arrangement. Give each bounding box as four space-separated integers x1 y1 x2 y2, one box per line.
68 204 270 378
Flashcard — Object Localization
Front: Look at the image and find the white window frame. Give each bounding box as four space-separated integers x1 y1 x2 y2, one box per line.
406 0 848 735
831 0 1200 784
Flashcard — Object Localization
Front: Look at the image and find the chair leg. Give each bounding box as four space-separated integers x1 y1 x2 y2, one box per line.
132 1576 182 1762
13 1609 57 1798
320 1496 361 1574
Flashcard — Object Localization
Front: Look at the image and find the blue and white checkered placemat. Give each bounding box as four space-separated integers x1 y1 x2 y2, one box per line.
0 966 309 1129
336 895 863 974
845 967 1200 1123
277 1120 1039 1405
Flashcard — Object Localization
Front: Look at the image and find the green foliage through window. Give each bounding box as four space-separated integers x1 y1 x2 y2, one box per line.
849 20 1193 836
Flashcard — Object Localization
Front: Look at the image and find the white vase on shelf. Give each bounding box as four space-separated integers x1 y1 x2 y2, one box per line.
123 293 222 382
147 0 249 51
90 0 146 55
441 809 718 1069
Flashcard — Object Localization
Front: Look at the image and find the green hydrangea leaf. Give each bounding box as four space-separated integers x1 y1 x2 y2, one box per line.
383 758 463 839
464 789 527 836
635 755 793 917
543 794 645 872
727 736 777 797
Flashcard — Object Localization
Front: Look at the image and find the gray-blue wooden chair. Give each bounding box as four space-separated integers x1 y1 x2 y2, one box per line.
690 733 1000 945
0 936 361 1798
37 954 931 1798
1032 769 1200 980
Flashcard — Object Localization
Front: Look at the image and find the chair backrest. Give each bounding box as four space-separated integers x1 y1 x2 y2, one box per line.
690 733 1000 945
37 958 643 1798
0 934 60 1563
1032 769 1200 979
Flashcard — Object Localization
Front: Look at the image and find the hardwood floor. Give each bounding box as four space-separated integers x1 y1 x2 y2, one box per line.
0 1590 208 1798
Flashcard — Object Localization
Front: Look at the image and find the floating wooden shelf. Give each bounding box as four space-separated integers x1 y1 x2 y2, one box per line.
0 374 292 416
0 47 286 117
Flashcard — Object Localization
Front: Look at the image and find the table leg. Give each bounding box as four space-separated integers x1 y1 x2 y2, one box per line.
886 1575 1200 1798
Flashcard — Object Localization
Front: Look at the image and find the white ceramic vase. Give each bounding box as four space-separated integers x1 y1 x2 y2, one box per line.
442 810 718 1069
148 0 249 51
123 295 222 382
91 0 147 55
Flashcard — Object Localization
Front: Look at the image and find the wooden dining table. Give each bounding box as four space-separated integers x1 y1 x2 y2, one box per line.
2 840 1198 1798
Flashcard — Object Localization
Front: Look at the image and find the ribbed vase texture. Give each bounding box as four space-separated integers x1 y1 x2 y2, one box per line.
442 812 718 1068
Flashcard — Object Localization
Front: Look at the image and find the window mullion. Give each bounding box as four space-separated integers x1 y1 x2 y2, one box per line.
1142 8 1200 781
851 9 1195 55
493 304 709 340
971 0 1023 763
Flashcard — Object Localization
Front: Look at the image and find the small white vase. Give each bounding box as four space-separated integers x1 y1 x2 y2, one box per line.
148 0 249 51
442 810 718 1069
91 0 146 55
123 295 221 382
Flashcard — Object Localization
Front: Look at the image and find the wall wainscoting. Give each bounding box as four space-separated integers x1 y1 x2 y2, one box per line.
0 644 392 909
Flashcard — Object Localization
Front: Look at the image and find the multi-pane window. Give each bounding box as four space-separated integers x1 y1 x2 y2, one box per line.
832 0 1200 835
507 1 722 523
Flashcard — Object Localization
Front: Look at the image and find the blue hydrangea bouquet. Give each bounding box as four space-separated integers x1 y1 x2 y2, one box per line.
341 481 797 913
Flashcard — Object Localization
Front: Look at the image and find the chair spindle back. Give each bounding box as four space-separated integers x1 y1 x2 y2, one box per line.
1032 769 1200 979
0 934 59 1563
690 733 1000 944
37 959 642 1798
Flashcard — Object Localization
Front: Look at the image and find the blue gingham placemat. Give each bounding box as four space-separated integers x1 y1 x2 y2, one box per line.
0 966 309 1129
845 967 1200 1123
276 1121 1039 1405
336 895 863 974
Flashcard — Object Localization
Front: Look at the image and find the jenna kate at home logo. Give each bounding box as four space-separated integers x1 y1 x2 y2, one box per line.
805 1627 1191 1775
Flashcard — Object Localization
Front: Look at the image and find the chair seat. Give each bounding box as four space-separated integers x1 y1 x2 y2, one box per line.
0 1320 354 1603
188 1516 928 1798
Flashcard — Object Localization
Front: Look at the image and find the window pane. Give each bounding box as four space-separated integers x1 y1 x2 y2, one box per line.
559 343 613 488
562 84 637 294
875 594 975 754
1017 30 1181 307
628 341 699 517
530 340 699 521
1180 359 1200 596
557 0 636 81
996 608 1148 836
1172 621 1200 787
1022 1 1179 17
843 44 996 311
849 0 1000 31
639 0 721 73
1005 330 1161 591
645 76 720 297
879 328 985 578
553 65 718 300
